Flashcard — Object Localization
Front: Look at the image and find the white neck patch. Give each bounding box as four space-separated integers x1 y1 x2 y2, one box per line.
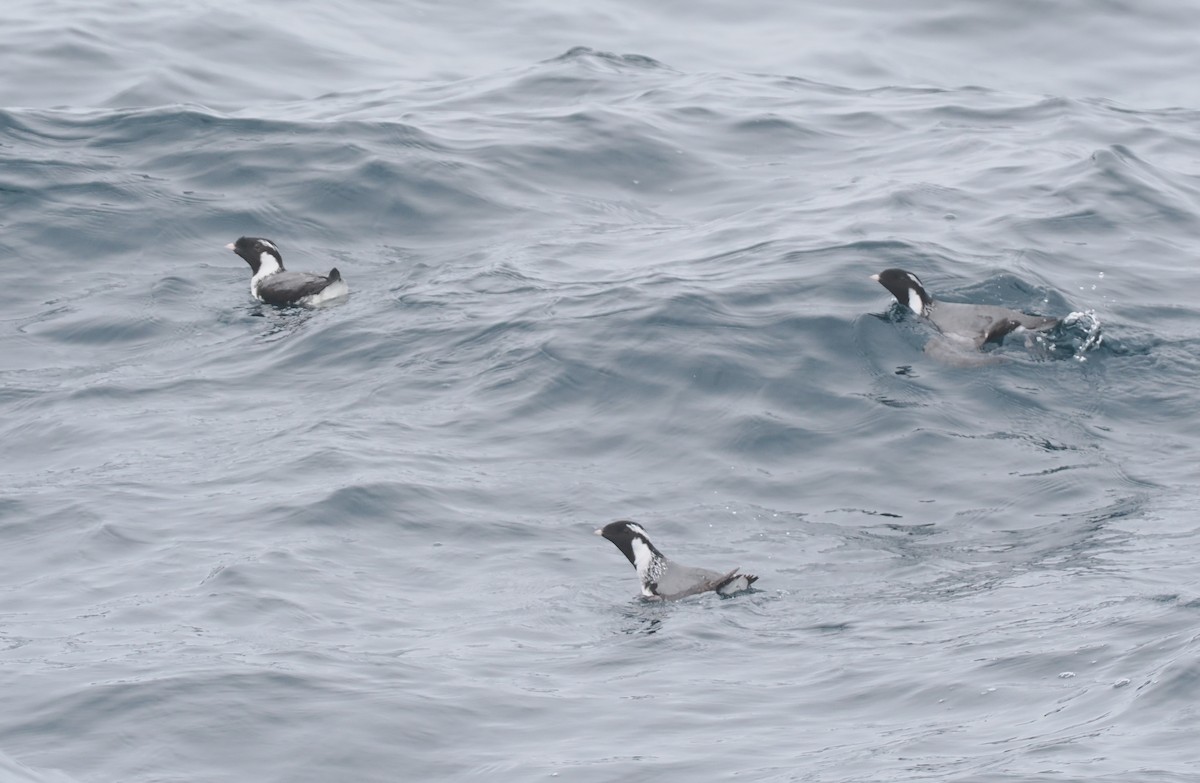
907 287 926 316
250 251 283 298
630 537 655 578
255 251 282 278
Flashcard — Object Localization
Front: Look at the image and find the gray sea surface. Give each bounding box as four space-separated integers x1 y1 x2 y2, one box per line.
2 1 1199 781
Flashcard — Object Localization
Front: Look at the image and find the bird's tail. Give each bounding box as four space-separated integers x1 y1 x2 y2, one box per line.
715 570 758 596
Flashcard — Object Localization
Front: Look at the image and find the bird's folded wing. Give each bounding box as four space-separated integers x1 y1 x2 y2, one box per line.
657 569 742 601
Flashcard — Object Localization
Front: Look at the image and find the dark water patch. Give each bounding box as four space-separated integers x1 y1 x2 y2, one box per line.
282 482 443 530
491 108 704 197
149 274 200 302
547 46 670 72
31 313 164 347
1077 145 1200 226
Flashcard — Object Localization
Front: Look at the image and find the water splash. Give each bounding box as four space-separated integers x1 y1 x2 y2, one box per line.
1031 309 1103 361
1061 309 1104 360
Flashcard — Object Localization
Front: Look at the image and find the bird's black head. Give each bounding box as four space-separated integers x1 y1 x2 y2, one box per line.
595 520 661 567
226 237 285 275
871 268 932 316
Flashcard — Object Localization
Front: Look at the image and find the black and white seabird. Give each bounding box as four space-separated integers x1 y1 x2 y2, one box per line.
226 236 348 306
872 268 1058 352
596 520 758 601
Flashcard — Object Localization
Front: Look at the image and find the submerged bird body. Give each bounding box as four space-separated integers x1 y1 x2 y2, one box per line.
226 236 348 306
872 268 1058 351
595 520 757 600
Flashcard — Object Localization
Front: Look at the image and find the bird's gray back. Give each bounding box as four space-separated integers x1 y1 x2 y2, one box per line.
655 559 729 597
260 270 330 298
928 301 1057 347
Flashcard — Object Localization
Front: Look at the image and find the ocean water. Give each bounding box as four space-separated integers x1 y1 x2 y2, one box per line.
3 1 1200 782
